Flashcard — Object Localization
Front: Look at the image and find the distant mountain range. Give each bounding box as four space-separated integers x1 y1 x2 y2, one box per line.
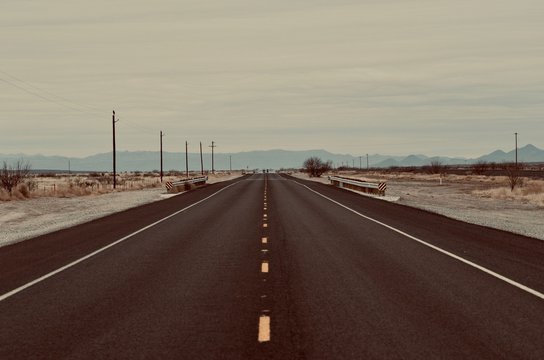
0 145 542 172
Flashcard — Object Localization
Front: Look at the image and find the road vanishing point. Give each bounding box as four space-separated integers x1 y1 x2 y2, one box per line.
1 173 543 359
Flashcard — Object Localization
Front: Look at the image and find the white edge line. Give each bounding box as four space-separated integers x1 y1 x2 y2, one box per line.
0 182 240 303
292 180 544 300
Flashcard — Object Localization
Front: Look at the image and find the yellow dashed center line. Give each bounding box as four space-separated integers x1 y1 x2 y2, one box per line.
258 315 271 342
259 176 271 344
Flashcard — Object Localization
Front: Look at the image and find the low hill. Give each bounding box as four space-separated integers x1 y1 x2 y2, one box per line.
1 145 542 171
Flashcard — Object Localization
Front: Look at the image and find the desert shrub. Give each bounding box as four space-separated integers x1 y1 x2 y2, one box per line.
68 177 83 188
505 163 522 191
472 161 489 175
427 161 445 174
303 157 332 177
17 183 31 198
0 188 10 201
24 179 38 192
11 188 26 200
1 160 31 194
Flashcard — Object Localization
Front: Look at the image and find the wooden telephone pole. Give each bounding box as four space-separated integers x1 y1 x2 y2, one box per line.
160 131 164 182
185 141 189 178
515 132 518 167
209 141 217 174
112 110 118 189
200 142 204 175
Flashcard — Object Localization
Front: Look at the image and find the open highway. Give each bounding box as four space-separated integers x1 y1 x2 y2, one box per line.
0 173 543 359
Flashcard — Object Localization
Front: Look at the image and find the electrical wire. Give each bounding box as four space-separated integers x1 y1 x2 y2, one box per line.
0 69 103 114
1 69 160 135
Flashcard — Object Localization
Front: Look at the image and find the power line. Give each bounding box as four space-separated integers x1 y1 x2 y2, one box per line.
0 77 85 113
0 69 103 114
0 75 104 117
118 119 156 133
1 69 181 153
0 71 165 138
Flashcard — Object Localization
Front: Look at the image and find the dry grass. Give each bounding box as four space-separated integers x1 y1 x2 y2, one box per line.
0 171 239 202
329 170 524 186
0 171 241 202
0 189 10 201
473 179 544 207
328 170 544 207
0 173 172 202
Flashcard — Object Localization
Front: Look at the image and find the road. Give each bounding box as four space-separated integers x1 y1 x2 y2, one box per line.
0 173 543 359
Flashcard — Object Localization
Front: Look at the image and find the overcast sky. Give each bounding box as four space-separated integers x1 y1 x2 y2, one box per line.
1 0 543 158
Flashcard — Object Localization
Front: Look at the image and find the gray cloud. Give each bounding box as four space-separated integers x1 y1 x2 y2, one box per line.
1 0 543 158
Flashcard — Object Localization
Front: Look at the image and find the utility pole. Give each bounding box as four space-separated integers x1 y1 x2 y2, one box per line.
209 141 217 174
185 141 189 178
112 110 119 189
352 159 355 168
200 142 204 175
366 154 369 170
515 132 518 167
359 156 362 170
229 155 232 172
160 131 164 182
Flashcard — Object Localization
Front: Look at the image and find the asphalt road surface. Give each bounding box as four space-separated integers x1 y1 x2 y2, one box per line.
1 173 543 359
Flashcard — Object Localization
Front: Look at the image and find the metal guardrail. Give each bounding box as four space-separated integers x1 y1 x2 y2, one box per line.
328 176 386 195
165 176 208 191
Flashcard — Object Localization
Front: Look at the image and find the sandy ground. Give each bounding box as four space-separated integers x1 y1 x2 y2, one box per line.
1 171 542 248
0 173 242 247
291 172 544 241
